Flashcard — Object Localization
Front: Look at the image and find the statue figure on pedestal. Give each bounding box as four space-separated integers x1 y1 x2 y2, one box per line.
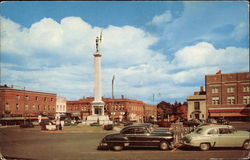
95 31 102 52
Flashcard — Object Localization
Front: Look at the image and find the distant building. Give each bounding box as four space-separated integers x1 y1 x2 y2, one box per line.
205 72 250 121
144 104 157 123
187 86 207 120
0 85 57 118
56 96 67 116
67 96 156 123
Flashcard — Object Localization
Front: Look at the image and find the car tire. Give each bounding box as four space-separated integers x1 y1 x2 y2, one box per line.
112 145 123 151
160 141 169 150
200 143 210 151
242 140 250 150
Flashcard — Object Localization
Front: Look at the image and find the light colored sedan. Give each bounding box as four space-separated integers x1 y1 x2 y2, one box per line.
182 125 250 151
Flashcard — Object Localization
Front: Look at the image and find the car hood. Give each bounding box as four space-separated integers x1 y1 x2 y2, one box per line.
105 132 121 138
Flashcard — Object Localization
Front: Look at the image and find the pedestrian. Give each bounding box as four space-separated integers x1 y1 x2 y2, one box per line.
60 120 64 130
55 118 60 130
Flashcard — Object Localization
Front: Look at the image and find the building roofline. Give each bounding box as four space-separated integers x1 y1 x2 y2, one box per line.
205 71 249 77
0 86 56 96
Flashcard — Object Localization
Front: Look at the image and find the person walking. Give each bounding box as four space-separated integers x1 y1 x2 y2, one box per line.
55 118 60 130
60 120 64 130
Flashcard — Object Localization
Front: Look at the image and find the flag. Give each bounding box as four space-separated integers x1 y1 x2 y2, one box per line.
216 70 221 74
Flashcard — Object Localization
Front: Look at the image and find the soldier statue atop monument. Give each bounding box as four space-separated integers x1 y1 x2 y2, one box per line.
95 31 102 52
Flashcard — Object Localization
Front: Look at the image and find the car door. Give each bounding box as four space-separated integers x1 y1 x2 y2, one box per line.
206 128 219 147
217 128 235 147
125 127 151 147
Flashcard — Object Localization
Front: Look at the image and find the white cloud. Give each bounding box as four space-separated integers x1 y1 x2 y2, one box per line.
148 11 172 25
1 16 248 104
230 22 249 41
171 42 249 70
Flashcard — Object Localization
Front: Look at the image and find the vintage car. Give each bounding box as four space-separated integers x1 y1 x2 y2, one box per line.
182 125 250 151
98 125 174 151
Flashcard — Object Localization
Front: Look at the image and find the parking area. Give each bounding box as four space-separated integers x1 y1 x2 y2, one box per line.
0 122 249 160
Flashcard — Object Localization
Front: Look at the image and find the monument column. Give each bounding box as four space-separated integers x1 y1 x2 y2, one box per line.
86 31 111 125
91 32 104 116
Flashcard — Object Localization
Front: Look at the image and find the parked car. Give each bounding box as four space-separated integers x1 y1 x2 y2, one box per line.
157 121 171 127
20 121 34 128
183 119 201 127
98 124 174 151
216 118 229 125
103 124 113 130
182 125 250 151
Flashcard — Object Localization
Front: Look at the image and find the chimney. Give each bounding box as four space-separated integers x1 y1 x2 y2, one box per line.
200 86 204 92
121 95 124 99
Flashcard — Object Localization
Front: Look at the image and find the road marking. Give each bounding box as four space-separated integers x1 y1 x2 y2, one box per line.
171 144 183 152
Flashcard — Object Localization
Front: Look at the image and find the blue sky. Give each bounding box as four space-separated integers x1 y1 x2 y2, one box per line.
0 1 249 104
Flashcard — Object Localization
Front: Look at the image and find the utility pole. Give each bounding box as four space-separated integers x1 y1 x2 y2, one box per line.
112 75 115 99
111 75 115 122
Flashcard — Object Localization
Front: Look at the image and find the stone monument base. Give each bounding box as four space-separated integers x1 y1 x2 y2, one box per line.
86 115 113 125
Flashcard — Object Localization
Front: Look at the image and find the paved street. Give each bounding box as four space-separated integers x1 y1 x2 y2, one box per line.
0 123 250 160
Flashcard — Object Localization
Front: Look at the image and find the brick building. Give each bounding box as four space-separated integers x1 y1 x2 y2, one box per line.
144 104 157 123
67 96 156 123
205 72 250 120
187 87 207 120
0 85 57 118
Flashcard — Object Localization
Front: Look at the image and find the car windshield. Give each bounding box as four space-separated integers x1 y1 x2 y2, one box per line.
194 128 203 134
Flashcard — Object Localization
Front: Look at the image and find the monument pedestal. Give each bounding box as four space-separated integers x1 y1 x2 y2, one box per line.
86 114 112 125
86 101 112 125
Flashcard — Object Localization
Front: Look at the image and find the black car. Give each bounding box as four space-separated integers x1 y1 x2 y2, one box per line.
98 125 174 151
183 119 201 127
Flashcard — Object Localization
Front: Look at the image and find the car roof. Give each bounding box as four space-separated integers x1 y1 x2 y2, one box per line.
199 125 233 130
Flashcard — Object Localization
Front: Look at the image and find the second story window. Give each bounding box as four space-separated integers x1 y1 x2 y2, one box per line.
44 97 47 102
25 95 29 101
212 88 219 93
35 96 38 101
243 86 250 92
16 95 20 100
194 102 200 111
227 87 235 93
16 104 19 110
25 104 29 111
38 105 40 111
227 96 235 104
243 96 250 104
212 97 220 105
5 103 10 111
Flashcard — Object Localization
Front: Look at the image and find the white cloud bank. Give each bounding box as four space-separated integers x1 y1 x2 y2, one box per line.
1 16 248 103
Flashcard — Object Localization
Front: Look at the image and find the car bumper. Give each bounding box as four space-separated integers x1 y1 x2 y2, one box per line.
97 142 109 150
